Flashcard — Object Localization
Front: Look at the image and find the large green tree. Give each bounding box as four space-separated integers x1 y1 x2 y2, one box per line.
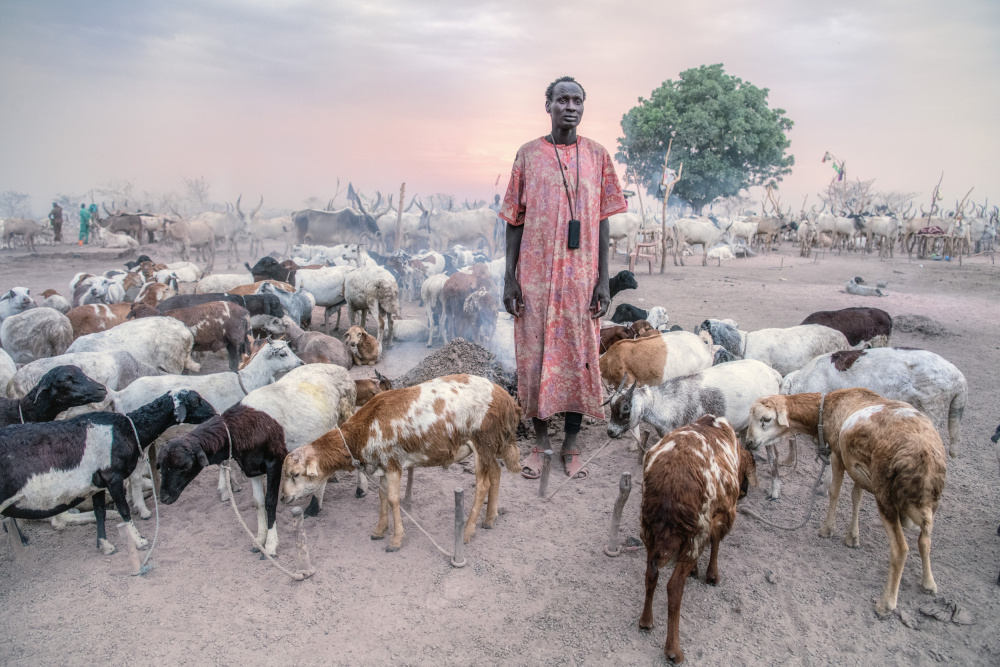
617 64 794 214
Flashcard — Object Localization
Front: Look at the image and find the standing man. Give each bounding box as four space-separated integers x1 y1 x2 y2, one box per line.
78 203 91 245
499 76 627 480
48 201 63 243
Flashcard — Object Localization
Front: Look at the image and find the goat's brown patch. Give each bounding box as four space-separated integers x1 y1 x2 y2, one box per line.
831 349 866 371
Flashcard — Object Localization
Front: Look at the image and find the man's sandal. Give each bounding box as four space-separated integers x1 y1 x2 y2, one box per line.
562 450 589 480
521 447 543 479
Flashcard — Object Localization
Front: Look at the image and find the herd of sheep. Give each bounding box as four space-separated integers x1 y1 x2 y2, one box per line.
0 235 990 663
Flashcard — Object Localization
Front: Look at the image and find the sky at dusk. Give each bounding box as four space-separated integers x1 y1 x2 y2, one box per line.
1 0 998 217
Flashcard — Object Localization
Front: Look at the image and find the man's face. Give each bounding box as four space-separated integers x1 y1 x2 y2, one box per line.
546 81 584 131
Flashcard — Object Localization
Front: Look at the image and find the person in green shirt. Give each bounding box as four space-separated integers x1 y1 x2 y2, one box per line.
78 204 91 245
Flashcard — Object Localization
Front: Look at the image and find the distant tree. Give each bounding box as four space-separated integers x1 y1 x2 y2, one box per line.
617 64 795 214
182 176 211 210
0 191 32 218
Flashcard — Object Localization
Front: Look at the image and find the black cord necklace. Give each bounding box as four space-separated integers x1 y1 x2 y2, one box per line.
548 134 580 222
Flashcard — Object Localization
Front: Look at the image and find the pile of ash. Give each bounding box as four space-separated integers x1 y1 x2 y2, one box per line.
393 338 517 396
894 314 949 337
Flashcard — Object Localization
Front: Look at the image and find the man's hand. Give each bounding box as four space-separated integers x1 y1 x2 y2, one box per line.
590 278 610 319
504 278 524 317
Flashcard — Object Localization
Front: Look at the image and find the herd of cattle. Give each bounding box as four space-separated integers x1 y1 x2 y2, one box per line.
0 218 994 663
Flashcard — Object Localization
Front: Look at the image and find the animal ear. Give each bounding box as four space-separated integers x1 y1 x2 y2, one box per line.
776 402 789 427
194 445 209 468
305 460 319 477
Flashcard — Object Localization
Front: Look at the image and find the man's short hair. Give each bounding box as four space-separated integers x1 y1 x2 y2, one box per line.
545 76 586 103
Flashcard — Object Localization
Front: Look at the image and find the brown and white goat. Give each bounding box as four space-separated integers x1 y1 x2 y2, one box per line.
280 374 521 551
343 325 381 366
66 303 132 339
131 300 251 371
599 319 657 354
639 415 756 664
746 389 946 617
599 330 712 388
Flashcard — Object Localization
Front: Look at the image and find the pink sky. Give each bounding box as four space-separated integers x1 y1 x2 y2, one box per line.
2 1 998 216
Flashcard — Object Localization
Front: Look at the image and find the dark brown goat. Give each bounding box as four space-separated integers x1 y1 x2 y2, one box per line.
801 307 892 347
131 301 251 371
354 369 392 407
599 319 657 354
442 264 495 343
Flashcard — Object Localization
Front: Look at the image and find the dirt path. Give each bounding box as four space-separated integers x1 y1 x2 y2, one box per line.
0 241 998 666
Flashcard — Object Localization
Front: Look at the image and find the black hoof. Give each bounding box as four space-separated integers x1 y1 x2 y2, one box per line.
355 487 367 499
385 546 400 553
304 497 321 517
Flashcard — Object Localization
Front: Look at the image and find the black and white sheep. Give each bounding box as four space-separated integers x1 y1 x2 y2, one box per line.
609 270 639 300
0 366 107 427
0 389 216 554
610 303 669 329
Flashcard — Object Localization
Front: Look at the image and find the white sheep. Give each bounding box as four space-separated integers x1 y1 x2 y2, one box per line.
697 319 852 376
0 308 73 365
66 316 196 374
0 349 16 390
344 264 399 343
195 273 254 294
0 287 35 321
295 265 354 333
781 347 968 457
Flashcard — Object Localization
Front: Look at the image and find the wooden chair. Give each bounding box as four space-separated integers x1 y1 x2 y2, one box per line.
629 230 660 274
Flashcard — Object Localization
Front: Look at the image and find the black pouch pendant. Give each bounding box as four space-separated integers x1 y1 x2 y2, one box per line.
567 219 581 249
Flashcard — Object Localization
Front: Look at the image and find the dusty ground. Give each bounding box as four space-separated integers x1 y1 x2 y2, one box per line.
0 239 998 666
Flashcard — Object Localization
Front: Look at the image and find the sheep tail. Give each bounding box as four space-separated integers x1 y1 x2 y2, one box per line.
947 389 966 458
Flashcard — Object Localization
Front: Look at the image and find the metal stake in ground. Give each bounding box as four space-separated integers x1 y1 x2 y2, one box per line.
538 449 553 497
604 472 632 557
451 487 467 568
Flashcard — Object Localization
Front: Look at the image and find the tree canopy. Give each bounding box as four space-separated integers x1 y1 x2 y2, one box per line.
617 64 794 214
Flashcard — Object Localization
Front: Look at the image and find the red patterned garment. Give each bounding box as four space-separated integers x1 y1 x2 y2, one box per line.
499 136 627 420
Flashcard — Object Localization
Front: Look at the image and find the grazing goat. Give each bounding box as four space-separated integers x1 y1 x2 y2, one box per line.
0 390 216 554
781 347 967 457
0 366 107 427
599 331 712 388
280 374 520 551
67 315 196 374
354 369 392 407
132 300 250 372
639 415 756 663
343 325 381 366
158 364 356 555
0 308 74 365
0 287 35 321
697 319 852 376
7 350 159 400
747 390 946 616
801 307 892 348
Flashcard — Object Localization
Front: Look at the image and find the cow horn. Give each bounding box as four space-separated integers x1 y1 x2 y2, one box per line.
252 195 263 218
236 195 244 218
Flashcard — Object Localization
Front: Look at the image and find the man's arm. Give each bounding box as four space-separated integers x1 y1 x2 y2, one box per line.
590 217 610 319
503 223 524 317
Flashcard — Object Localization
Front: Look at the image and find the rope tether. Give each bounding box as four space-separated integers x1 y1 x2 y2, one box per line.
125 416 157 572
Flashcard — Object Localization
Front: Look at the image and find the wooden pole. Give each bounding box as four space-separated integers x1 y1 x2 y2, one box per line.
402 468 414 508
116 523 142 576
290 506 316 579
395 182 406 252
604 472 633 557
4 518 24 560
538 449 554 497
659 139 673 274
451 487 467 568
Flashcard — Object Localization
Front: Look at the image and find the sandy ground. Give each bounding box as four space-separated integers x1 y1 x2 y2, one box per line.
0 239 998 666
